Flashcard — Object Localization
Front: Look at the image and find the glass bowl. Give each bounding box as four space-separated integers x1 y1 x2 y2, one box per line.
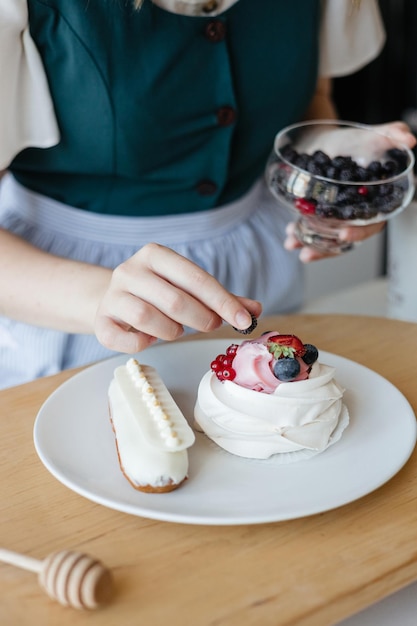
266 120 415 253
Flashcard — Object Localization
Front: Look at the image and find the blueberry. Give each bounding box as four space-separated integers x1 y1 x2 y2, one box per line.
338 205 357 220
315 203 339 218
340 165 363 181
367 161 383 177
273 357 301 382
307 160 324 176
356 166 369 182
335 186 357 205
295 154 310 170
332 156 353 169
386 148 408 171
382 160 399 178
312 150 331 166
281 145 298 164
356 202 378 219
375 187 404 214
378 183 394 197
325 165 340 180
302 344 319 365
374 194 391 209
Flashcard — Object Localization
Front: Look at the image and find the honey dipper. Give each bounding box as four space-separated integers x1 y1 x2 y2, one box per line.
0 548 114 609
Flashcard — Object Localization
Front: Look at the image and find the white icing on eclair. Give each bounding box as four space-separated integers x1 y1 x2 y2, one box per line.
109 358 195 490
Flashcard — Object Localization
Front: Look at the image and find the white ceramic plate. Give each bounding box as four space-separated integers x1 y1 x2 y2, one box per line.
33 340 417 525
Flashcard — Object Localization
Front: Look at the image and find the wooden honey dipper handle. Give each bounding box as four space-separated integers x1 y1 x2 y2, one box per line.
0 548 113 610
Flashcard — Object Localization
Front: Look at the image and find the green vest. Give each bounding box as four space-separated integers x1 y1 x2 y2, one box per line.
10 0 320 216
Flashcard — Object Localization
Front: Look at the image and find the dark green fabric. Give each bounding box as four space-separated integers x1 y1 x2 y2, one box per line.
10 0 320 215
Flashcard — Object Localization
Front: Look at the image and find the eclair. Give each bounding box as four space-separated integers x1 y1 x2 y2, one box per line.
108 358 195 493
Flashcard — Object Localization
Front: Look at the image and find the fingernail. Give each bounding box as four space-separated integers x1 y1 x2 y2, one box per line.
234 310 252 328
233 312 258 335
299 248 313 263
338 229 349 241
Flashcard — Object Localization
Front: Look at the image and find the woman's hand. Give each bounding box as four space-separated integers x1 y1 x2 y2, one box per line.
0 231 260 350
284 220 386 262
374 121 416 147
284 120 416 262
95 242 262 353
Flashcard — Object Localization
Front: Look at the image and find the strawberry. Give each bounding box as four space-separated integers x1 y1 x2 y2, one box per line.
267 334 306 359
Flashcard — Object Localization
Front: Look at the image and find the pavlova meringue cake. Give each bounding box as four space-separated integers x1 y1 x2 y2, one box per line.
194 332 347 460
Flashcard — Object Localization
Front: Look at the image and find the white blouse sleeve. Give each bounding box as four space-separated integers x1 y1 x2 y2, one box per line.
0 0 60 169
319 0 386 78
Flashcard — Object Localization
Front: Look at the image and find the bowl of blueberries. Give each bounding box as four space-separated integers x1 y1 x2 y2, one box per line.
266 120 415 253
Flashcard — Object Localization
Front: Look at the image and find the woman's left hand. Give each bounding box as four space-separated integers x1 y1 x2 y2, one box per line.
284 120 416 262
284 220 386 262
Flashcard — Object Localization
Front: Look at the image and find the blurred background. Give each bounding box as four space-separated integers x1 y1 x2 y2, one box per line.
334 0 417 127
303 0 417 321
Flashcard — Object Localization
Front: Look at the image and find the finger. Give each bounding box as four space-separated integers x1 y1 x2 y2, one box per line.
296 223 384 262
284 216 386 261
298 246 340 262
338 221 386 243
234 296 263 319
97 292 263 354
284 223 330 260
102 289 188 340
375 121 416 148
284 222 303 251
95 313 159 353
140 243 257 331
116 268 226 333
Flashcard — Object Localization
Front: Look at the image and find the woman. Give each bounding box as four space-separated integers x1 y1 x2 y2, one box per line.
0 0 414 387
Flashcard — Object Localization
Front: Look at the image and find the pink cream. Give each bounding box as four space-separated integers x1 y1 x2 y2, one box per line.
232 332 310 393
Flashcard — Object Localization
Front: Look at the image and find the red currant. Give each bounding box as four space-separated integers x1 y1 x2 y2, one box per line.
358 186 369 196
219 366 236 381
226 344 239 356
295 198 316 215
210 360 222 372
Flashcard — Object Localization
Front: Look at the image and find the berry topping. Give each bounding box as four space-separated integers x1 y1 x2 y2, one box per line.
232 313 258 335
210 343 238 382
273 357 301 382
302 343 319 365
210 331 319 391
219 366 236 381
210 359 222 372
267 334 306 359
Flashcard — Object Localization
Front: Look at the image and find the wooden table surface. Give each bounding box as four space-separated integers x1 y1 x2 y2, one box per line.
1 314 417 626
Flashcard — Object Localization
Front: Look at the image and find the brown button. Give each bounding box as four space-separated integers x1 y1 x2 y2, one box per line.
202 1 219 13
217 106 236 127
205 20 226 43
196 180 218 196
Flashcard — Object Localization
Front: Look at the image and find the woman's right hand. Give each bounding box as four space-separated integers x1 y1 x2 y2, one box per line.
94 242 262 353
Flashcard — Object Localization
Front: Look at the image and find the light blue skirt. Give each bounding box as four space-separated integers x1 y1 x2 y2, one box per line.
0 174 303 388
